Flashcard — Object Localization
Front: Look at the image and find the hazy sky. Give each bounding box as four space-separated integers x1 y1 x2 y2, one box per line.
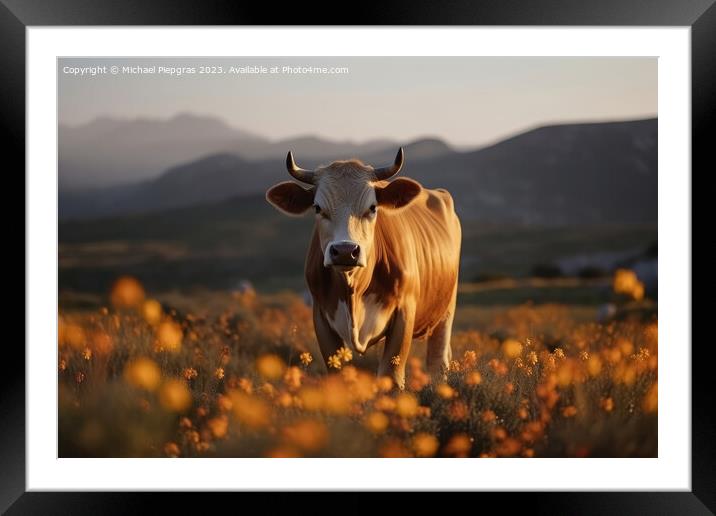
59 57 657 147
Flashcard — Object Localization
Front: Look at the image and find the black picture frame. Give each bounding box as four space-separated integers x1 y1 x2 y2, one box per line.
3 0 710 513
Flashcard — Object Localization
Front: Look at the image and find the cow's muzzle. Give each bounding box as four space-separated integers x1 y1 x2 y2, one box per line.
329 242 361 267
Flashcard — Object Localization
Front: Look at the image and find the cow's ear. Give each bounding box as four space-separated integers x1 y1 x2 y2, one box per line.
266 181 315 216
375 178 422 209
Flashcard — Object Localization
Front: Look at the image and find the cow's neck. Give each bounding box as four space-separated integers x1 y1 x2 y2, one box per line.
329 252 376 305
324 248 381 353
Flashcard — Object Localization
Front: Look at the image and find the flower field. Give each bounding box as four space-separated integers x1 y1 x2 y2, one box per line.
58 273 657 458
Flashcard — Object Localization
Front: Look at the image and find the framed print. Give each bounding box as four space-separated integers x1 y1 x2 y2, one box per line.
4 0 712 513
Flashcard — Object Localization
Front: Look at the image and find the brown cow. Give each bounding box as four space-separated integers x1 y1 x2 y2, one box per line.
266 148 461 389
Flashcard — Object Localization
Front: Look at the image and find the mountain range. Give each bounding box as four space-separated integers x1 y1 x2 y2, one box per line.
58 115 657 225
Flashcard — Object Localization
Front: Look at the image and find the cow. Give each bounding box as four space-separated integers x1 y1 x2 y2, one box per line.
265 148 462 389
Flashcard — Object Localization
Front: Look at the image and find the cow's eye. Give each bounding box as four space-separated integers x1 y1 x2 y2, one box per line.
365 204 377 217
314 204 321 214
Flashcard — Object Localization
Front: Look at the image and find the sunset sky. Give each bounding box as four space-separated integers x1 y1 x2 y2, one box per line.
59 56 657 147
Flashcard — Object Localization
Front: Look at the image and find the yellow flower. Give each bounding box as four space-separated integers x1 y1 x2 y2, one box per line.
527 351 538 366
364 411 389 434
159 379 192 412
256 354 286 380
297 386 324 411
124 357 161 391
110 276 145 309
553 348 565 360
395 392 418 418
444 433 472 457
183 367 198 381
207 415 229 439
465 371 482 386
600 397 614 412
587 355 603 376
613 268 645 300
336 346 353 363
156 320 182 352
163 442 181 458
299 352 313 366
390 355 401 367
282 419 328 452
229 390 272 429
436 383 455 399
214 367 225 380
376 376 393 392
327 354 342 370
562 405 578 418
141 299 163 325
64 323 86 350
412 433 439 457
462 350 478 369
502 339 523 359
643 382 658 413
283 366 303 391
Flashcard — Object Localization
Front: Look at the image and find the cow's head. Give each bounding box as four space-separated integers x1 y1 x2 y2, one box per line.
266 148 422 269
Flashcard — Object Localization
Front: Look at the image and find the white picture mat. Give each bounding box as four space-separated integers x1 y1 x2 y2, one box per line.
27 27 690 491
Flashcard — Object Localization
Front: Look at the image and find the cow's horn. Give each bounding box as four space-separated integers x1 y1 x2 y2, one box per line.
373 147 404 180
286 151 316 184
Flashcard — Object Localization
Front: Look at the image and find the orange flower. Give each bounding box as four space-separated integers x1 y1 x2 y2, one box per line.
482 409 497 423
502 339 523 359
141 299 163 325
299 352 313 366
466 371 482 386
229 390 271 429
562 405 578 418
395 393 419 418
297 386 324 411
283 419 328 452
448 400 469 421
163 442 181 458
124 357 161 391
436 383 455 399
283 366 303 391
327 355 342 370
207 415 229 439
156 320 182 352
379 439 412 458
443 433 472 457
412 433 439 457
159 379 192 412
183 367 198 381
336 346 353 363
256 354 286 380
600 397 614 412
364 411 389 434
110 276 145 309
643 382 658 413
376 376 394 392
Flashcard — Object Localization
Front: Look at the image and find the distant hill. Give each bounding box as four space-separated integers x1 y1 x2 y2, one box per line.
402 118 658 224
59 113 401 191
59 118 656 225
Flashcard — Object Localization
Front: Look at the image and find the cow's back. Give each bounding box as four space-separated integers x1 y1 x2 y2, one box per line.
374 186 461 336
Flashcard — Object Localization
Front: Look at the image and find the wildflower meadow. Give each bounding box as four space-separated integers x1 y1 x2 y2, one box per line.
58 270 657 458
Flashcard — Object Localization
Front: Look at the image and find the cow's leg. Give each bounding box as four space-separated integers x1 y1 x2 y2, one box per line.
378 304 416 390
427 283 457 384
312 305 343 372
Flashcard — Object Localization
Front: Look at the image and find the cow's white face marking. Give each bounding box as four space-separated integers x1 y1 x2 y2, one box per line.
312 164 379 269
